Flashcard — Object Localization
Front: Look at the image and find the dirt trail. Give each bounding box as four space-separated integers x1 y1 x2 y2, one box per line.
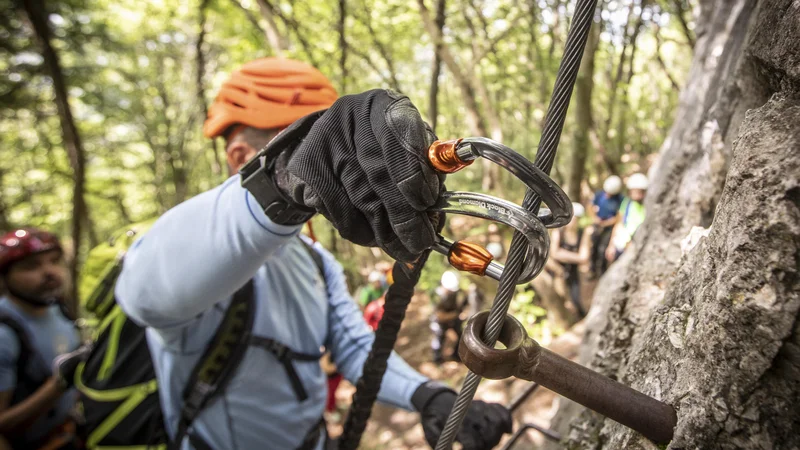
327 292 585 449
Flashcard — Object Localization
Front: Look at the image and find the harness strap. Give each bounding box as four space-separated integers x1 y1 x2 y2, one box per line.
172 279 255 450
249 335 322 401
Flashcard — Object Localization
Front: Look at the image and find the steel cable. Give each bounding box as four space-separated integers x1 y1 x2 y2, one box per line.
434 1 598 448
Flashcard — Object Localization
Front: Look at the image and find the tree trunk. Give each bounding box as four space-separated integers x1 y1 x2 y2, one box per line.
569 19 600 201
19 0 87 311
338 0 347 93
196 0 222 177
417 0 488 137
545 1 800 448
0 167 11 231
428 0 446 132
255 0 288 55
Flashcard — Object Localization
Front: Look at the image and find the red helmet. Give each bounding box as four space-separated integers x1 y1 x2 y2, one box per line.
203 57 338 139
0 228 62 273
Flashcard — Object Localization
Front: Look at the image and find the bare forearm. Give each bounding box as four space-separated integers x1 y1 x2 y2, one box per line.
0 378 63 435
552 249 587 265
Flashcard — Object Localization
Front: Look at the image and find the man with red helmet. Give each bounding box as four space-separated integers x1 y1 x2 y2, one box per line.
116 58 511 449
0 229 85 449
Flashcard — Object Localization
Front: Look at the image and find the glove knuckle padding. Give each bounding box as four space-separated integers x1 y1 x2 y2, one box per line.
278 89 444 261
375 91 442 209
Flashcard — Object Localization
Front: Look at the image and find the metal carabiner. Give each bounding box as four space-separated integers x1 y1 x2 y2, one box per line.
431 192 548 283
427 138 573 284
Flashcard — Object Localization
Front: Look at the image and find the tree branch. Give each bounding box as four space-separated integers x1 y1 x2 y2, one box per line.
347 43 399 91
338 0 348 92
417 0 487 136
262 0 320 67
229 0 268 44
671 0 696 48
255 0 288 54
655 24 680 91
354 6 401 92
197 0 222 176
429 0 446 131
18 0 89 310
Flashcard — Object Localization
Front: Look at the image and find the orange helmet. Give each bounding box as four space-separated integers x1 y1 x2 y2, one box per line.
203 57 338 139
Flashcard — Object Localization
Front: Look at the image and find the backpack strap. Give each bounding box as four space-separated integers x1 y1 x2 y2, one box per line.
172 237 328 447
0 313 35 381
173 279 256 449
247 238 327 402
300 238 327 288
249 336 322 402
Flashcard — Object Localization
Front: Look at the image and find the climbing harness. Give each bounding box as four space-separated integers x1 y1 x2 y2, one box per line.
341 0 677 448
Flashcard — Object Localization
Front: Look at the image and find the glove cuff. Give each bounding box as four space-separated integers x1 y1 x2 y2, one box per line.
411 380 456 412
240 111 326 226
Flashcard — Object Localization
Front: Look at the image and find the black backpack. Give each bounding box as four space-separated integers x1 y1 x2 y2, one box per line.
0 304 73 449
76 232 326 450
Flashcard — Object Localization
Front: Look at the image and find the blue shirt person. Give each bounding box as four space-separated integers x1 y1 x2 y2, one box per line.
0 229 80 449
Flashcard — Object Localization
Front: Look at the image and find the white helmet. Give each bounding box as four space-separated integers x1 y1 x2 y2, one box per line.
626 173 649 190
486 242 504 259
368 271 382 283
441 270 460 292
571 202 585 218
603 175 622 195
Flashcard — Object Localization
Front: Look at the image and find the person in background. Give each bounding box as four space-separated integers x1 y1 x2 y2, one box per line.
430 271 467 364
607 173 649 263
465 284 485 319
358 270 386 308
548 203 592 318
590 175 624 277
0 229 86 450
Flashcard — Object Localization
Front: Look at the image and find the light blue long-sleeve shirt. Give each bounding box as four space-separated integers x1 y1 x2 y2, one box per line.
115 175 428 449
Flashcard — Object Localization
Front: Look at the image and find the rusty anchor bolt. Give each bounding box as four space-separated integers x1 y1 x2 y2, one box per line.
458 311 541 380
458 311 678 444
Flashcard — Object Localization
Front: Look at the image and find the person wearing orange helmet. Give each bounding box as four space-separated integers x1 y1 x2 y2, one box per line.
0 228 87 450
115 58 511 450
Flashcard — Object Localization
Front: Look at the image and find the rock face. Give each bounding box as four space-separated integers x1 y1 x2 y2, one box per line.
547 1 800 448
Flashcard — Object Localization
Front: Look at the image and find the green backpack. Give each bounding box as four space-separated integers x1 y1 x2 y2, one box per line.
76 222 326 449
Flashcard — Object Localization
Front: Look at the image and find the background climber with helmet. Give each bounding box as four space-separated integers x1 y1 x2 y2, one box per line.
547 203 592 318
358 270 386 308
0 228 87 450
590 175 624 277
430 271 467 364
607 173 649 263
115 58 512 450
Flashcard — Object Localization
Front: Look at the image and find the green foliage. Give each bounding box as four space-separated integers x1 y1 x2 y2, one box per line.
509 287 551 337
1 0 696 286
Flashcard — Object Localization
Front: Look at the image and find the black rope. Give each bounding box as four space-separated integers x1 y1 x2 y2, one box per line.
338 251 432 450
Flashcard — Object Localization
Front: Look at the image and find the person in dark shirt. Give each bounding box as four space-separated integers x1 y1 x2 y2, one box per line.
430 271 467 364
549 204 592 317
590 176 624 277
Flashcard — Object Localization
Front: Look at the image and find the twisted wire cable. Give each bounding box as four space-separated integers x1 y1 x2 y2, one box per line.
434 1 598 448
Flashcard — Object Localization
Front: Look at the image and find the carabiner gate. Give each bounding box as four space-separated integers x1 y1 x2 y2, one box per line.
428 138 573 284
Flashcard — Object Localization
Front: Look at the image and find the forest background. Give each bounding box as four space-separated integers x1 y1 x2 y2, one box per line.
2 0 696 313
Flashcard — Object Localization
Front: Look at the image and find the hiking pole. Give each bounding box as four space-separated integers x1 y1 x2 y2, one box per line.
499 422 562 450
507 382 540 413
501 383 562 449
433 1 602 448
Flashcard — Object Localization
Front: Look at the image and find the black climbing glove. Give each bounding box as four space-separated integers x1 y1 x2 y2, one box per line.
412 381 513 450
265 89 445 263
52 344 91 390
